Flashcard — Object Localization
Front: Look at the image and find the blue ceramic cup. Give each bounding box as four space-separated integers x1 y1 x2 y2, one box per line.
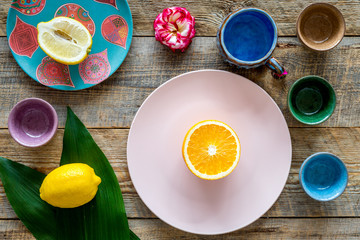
217 8 286 78
299 152 348 201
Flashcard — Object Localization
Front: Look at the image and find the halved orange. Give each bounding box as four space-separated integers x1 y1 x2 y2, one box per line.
182 120 241 180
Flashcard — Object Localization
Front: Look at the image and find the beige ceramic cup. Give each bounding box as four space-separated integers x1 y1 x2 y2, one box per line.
296 3 345 51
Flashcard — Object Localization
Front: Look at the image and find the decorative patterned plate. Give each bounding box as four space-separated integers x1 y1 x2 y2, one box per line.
127 70 292 235
7 0 132 90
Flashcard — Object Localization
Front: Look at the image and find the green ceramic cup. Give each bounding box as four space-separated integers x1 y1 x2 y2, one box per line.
288 75 336 125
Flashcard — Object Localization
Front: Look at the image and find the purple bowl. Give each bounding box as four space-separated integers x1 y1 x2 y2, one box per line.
8 98 58 147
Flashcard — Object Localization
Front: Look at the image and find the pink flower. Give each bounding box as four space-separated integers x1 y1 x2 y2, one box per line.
154 7 195 52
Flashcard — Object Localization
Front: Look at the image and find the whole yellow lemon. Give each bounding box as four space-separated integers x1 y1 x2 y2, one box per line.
40 163 101 208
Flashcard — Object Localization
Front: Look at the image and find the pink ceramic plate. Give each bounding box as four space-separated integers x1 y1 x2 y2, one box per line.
127 70 292 235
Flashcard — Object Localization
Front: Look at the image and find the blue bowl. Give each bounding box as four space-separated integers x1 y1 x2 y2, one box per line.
217 8 277 68
299 152 348 201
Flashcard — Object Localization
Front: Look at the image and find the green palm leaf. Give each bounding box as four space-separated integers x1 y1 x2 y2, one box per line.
0 107 140 240
57 107 130 239
0 157 57 240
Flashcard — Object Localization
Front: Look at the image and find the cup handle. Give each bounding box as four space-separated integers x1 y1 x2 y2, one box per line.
265 57 288 79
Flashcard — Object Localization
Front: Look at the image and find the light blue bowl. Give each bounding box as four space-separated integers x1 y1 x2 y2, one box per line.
299 152 348 201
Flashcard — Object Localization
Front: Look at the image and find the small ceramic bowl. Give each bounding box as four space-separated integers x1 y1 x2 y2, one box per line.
299 152 348 201
8 98 58 147
296 3 345 51
216 8 287 78
288 75 336 125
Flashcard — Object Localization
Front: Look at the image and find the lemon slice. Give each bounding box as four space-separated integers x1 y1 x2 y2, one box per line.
37 17 92 65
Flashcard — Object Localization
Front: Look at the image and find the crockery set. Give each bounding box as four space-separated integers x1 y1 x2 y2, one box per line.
5 1 349 235
217 3 348 202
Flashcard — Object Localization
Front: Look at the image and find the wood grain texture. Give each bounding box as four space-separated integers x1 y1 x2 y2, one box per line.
0 1 8 37
0 128 359 219
2 1 360 237
1 218 360 240
1 37 360 128
1 0 360 37
129 218 360 239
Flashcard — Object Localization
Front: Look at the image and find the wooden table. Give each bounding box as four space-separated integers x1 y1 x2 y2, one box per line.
1 0 360 239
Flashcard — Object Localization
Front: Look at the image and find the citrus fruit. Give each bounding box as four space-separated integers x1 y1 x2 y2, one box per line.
40 163 101 208
182 120 241 180
37 17 92 65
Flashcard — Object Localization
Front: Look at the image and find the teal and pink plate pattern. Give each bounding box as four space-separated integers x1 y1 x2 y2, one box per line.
6 0 133 90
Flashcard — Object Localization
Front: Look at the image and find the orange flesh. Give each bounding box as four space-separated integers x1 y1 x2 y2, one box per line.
186 124 239 175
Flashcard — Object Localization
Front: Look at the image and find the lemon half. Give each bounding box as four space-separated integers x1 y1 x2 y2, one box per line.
37 17 92 65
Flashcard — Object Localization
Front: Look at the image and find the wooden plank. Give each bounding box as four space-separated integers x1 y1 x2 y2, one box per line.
0 37 360 128
0 220 34 240
0 128 359 219
1 218 360 240
0 173 359 219
0 1 8 37
128 0 360 37
1 128 359 175
1 0 360 37
129 218 360 239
